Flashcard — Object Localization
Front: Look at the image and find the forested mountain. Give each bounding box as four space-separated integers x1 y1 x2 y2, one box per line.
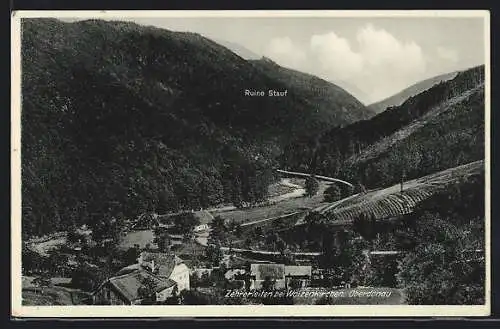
213 39 261 60
281 65 485 190
21 18 371 236
368 71 458 114
250 58 372 126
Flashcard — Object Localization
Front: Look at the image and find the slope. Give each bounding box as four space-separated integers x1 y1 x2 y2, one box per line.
212 39 261 60
20 18 371 236
250 58 373 127
280 65 485 189
368 71 458 114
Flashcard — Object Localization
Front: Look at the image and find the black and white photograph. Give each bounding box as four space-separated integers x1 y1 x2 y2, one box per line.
11 10 490 317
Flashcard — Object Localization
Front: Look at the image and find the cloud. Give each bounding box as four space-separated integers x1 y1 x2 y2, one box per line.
356 24 426 73
263 24 432 104
310 32 363 80
265 36 306 68
437 46 459 64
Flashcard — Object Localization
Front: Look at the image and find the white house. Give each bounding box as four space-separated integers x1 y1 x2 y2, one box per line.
92 251 190 305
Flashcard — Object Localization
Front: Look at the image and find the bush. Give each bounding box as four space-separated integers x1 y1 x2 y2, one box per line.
305 175 319 197
323 184 342 202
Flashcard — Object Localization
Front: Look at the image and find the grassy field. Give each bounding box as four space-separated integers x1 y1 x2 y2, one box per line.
118 229 156 250
27 233 67 257
268 182 297 198
22 276 90 305
215 182 331 225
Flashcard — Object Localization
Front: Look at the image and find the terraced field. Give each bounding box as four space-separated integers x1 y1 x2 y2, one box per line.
305 160 484 225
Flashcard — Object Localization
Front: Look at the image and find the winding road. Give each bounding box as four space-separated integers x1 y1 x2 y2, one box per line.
276 169 354 188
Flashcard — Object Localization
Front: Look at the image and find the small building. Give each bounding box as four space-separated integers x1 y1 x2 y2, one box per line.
249 263 286 290
166 233 184 246
92 269 177 305
284 265 312 289
139 251 190 291
193 224 210 233
224 268 246 281
93 251 190 305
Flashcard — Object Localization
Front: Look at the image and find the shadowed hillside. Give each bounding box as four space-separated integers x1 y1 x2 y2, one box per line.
250 58 373 126
368 71 458 114
281 65 485 189
21 18 371 236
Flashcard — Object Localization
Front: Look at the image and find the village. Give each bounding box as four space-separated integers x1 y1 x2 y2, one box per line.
22 175 405 306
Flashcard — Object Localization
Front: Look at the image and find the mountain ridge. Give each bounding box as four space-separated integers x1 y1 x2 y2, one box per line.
21 18 371 235
281 64 485 189
367 71 459 114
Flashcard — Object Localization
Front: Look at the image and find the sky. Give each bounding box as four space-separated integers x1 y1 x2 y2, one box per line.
61 15 486 104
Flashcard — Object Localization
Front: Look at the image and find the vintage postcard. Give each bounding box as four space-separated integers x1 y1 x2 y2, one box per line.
11 10 491 317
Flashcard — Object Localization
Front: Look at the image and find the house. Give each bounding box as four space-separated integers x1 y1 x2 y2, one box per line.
166 233 184 247
193 210 214 232
248 264 312 290
92 268 177 305
191 268 214 278
93 251 190 305
224 268 246 281
138 251 190 291
284 265 312 289
249 263 286 290
193 224 210 233
224 268 247 290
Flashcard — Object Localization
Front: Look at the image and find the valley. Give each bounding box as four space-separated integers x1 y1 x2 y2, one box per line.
19 17 486 307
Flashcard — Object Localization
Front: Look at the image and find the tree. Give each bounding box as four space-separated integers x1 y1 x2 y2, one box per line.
304 211 329 249
209 216 227 245
206 243 224 267
154 227 171 252
47 252 69 276
353 182 367 194
173 213 200 238
323 184 342 202
67 227 85 245
122 246 140 265
288 278 302 290
352 212 378 241
396 211 485 305
305 175 319 197
137 276 158 305
261 276 276 291
22 246 46 275
234 223 243 238
90 216 124 247
163 285 181 305
71 263 103 291
32 272 52 294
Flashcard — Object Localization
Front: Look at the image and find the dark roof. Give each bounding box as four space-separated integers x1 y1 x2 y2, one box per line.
115 263 140 276
108 269 176 303
140 251 177 278
284 265 312 277
250 264 285 280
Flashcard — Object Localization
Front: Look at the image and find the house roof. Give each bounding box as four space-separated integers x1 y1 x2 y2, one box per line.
167 234 184 239
225 269 246 280
115 263 141 276
250 264 285 281
108 269 176 303
140 251 178 278
284 265 312 277
193 210 214 225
